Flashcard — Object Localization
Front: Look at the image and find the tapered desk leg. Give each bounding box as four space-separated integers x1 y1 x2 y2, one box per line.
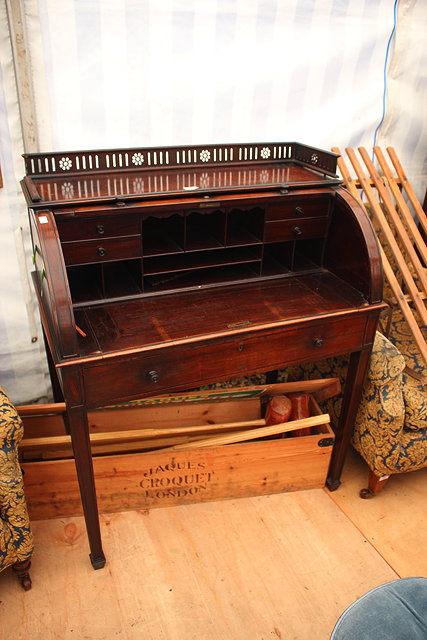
67 404 106 568
62 369 106 568
326 347 373 491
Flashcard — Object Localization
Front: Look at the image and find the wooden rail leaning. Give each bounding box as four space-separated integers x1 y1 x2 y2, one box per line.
158 414 330 452
17 378 341 459
332 147 427 366
21 418 267 450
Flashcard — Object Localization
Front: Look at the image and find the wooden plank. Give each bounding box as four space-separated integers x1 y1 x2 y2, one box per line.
0 490 398 639
21 419 334 519
22 418 267 449
328 448 427 579
20 436 200 460
20 397 261 439
16 402 66 416
22 433 260 461
19 399 263 460
159 414 329 451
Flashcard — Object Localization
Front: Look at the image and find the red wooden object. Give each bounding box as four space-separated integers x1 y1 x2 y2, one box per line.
265 395 292 426
288 393 312 437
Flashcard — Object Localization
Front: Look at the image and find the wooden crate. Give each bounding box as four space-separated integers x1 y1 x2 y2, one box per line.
18 379 338 520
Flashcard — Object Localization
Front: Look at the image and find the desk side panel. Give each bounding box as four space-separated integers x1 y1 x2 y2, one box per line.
29 209 78 360
325 187 383 303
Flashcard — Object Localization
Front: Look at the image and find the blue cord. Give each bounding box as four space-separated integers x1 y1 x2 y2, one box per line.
372 0 399 153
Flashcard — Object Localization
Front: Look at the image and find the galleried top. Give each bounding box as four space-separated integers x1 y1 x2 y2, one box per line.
22 141 340 206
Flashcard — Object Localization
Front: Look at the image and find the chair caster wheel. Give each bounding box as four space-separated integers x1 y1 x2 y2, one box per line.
20 574 32 590
12 559 32 590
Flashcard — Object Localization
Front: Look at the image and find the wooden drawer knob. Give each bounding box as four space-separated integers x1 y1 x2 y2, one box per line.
146 370 160 383
313 338 324 348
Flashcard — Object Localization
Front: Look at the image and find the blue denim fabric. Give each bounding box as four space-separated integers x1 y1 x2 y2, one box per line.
330 578 427 639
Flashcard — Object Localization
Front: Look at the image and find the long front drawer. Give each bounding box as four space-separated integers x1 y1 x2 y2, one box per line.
82 314 368 408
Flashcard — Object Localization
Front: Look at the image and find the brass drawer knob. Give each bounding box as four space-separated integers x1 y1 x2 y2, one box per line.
293 226 303 237
295 206 304 215
313 338 324 348
146 370 160 383
97 247 106 257
96 225 105 235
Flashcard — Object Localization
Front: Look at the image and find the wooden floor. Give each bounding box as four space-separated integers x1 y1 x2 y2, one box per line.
1 449 426 640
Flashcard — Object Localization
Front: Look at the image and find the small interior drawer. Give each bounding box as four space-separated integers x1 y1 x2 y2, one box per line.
263 217 328 243
62 236 142 266
57 215 140 241
266 197 331 221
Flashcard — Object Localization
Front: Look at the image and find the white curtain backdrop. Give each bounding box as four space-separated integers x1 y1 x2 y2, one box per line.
377 0 427 200
0 0 50 404
27 0 397 151
1 0 426 403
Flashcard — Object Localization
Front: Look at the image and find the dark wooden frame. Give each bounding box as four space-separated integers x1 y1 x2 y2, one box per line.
22 142 384 569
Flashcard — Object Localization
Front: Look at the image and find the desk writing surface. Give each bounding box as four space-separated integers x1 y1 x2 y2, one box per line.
74 272 367 358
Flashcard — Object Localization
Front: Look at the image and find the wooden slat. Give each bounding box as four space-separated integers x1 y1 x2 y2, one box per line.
387 146 427 238
20 398 261 441
16 402 66 416
332 147 427 366
345 147 427 325
331 147 361 201
23 410 328 460
20 434 214 460
358 147 427 298
21 418 267 449
159 414 330 451
373 147 427 268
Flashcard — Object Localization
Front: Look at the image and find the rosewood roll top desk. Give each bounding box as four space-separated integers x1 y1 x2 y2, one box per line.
21 142 384 568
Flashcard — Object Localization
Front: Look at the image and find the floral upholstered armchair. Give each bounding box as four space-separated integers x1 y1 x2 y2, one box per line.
291 308 427 497
352 309 427 496
0 386 34 589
